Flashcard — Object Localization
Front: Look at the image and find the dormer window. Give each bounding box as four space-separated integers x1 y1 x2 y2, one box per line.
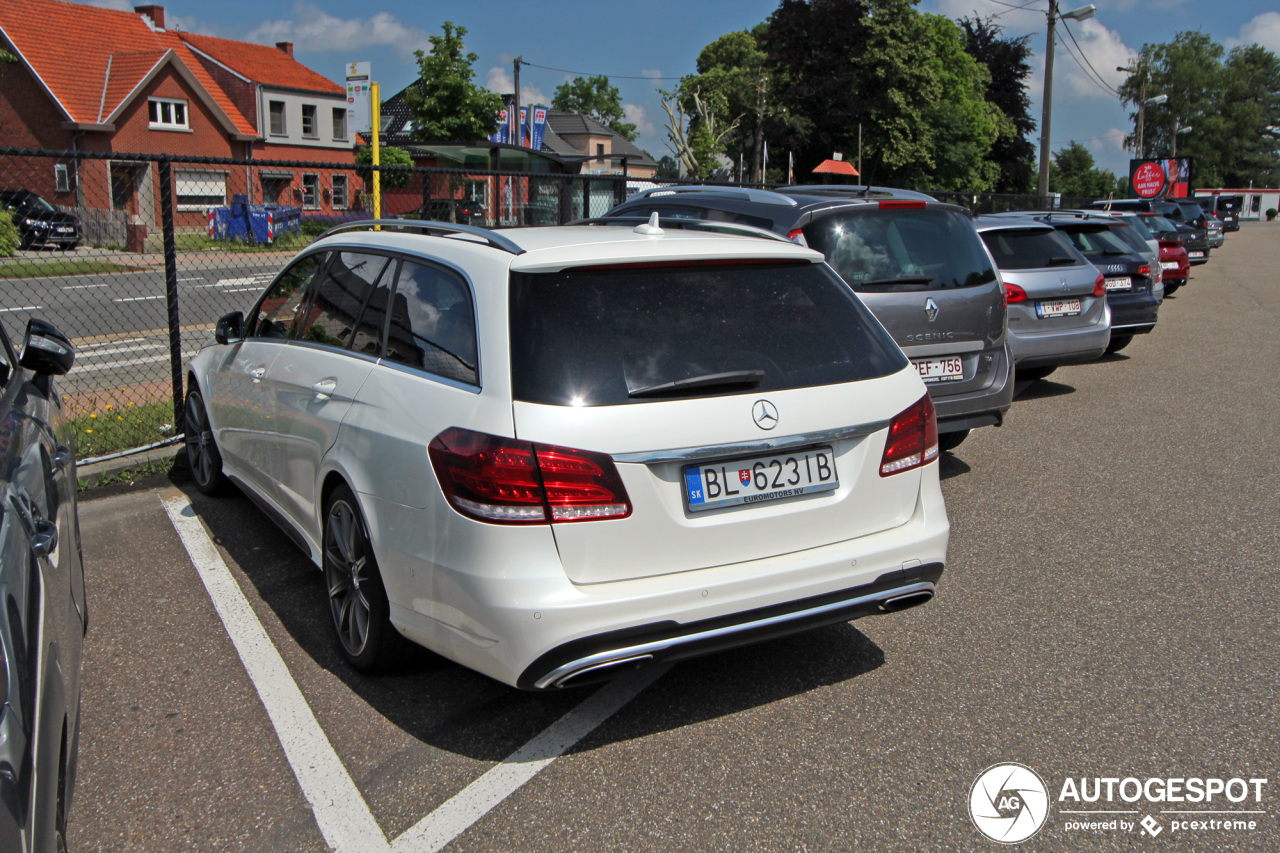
148 97 188 130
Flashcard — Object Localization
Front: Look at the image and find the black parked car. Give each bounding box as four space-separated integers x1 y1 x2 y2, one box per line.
0 190 81 251
0 318 85 852
1082 198 1209 264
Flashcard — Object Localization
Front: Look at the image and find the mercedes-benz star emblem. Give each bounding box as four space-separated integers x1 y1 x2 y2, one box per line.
925 297 940 322
752 399 779 431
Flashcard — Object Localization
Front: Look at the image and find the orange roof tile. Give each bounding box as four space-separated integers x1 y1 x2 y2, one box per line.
0 0 295 137
178 32 342 95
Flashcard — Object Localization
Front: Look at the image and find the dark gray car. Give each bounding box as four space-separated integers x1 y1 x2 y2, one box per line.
604 186 1013 451
0 318 85 853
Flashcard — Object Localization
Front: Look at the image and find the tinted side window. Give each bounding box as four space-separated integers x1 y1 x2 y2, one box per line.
384 261 478 385
250 253 326 338
804 208 996 292
349 258 399 357
295 252 393 348
980 229 1082 270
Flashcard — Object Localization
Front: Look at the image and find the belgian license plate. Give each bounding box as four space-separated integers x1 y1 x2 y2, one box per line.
913 356 964 384
1104 277 1132 291
1188 250 1205 258
57 226 74 234
684 446 838 512
1037 298 1082 318
1160 261 1178 270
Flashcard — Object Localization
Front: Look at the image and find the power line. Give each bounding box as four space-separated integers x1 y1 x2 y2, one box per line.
518 60 682 81
1060 19 1121 97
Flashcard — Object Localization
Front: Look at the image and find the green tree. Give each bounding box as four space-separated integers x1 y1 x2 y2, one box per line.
404 22 502 143
660 85 737 179
354 145 413 189
0 212 19 257
551 75 636 140
1219 44 1280 186
959 16 1036 193
1049 141 1119 199
682 28 773 181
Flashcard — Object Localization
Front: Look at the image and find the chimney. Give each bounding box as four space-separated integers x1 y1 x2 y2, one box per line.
134 5 165 30
276 42 294 58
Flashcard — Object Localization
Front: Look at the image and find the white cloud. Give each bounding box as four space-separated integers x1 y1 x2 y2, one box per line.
484 67 549 104
1055 18 1133 100
245 2 430 60
1228 12 1280 53
642 69 665 80
624 103 656 138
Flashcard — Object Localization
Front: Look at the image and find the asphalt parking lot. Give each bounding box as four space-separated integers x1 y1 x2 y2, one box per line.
69 224 1279 852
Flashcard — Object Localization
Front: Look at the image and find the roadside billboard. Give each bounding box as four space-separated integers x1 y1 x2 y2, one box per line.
1129 157 1193 200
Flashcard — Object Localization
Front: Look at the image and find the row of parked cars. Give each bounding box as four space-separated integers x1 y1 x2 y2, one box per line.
0 182 1232 847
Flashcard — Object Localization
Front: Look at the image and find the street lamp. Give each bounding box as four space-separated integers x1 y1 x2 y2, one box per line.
1038 2 1097 204
1118 62 1166 158
1172 123 1192 158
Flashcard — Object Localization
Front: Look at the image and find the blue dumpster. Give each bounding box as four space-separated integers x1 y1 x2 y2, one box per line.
207 195 302 244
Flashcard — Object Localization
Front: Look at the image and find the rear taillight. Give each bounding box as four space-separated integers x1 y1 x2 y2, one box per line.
880 394 939 476
1092 273 1106 297
787 228 808 247
878 200 926 209
1138 264 1151 277
428 428 632 524
1004 282 1028 304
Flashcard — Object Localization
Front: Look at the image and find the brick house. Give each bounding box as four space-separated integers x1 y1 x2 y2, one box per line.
0 0 354 241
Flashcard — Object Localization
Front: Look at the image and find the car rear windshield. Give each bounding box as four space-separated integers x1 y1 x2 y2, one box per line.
801 207 997 293
1056 226 1134 258
979 228 1082 270
1143 215 1179 235
508 261 908 407
1109 223 1152 254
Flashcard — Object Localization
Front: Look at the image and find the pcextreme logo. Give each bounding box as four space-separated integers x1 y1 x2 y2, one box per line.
969 764 1270 844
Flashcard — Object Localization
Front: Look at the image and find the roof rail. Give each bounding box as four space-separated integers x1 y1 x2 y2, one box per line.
571 215 795 244
316 219 526 255
630 185 798 206
774 185 939 202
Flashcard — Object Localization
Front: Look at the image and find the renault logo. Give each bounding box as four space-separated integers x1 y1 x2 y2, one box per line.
752 399 779 431
925 297 940 322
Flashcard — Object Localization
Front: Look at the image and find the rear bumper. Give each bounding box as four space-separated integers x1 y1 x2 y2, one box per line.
1009 310 1111 369
929 343 1013 435
1109 292 1160 332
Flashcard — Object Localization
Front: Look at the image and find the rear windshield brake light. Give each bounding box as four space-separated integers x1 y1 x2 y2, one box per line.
878 200 926 209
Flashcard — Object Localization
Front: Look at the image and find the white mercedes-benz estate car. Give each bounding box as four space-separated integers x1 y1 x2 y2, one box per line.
185 217 949 689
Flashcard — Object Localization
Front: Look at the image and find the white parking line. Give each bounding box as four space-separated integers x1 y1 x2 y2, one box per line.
162 492 668 853
62 283 108 290
113 295 165 303
0 306 42 313
163 495 389 852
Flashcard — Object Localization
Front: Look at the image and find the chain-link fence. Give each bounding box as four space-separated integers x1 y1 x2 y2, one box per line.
1 146 1063 462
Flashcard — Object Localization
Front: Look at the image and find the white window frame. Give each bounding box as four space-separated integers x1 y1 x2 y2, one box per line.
331 174 349 210
175 170 227 212
148 97 189 131
54 164 70 193
301 173 319 209
301 104 318 139
332 107 348 141
268 100 287 136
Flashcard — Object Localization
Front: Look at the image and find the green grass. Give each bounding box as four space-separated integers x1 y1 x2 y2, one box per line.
174 232 314 253
68 400 178 459
0 258 137 278
78 456 176 492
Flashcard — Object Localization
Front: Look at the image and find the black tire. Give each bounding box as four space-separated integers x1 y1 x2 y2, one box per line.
1016 365 1056 382
938 429 969 453
323 484 406 672
184 388 228 495
1106 333 1133 354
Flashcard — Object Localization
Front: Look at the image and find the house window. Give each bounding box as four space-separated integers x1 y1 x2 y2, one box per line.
331 174 348 210
148 97 188 130
54 164 70 193
269 100 286 136
176 170 227 211
301 173 319 209
332 107 347 141
301 104 317 138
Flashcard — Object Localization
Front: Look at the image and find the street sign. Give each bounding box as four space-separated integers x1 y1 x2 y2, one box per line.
346 61 371 135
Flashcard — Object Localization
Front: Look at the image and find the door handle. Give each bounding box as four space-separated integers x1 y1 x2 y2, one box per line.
31 518 58 558
53 444 73 469
251 366 266 383
312 379 337 400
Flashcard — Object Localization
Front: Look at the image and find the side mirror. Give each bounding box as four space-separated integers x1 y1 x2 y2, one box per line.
19 318 75 377
215 311 244 345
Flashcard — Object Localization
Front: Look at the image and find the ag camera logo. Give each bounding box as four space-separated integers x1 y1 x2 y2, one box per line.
970 763 1050 844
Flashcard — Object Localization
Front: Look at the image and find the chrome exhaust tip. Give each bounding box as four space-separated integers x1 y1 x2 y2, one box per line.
880 590 934 613
551 654 655 689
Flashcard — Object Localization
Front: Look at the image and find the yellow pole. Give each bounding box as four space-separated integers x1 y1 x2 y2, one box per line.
372 82 382 224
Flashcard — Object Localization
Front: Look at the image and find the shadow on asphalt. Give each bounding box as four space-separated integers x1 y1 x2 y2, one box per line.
938 452 971 481
171 464 887 762
1012 378 1077 402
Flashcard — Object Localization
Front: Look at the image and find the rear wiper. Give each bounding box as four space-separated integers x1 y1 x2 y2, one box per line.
1098 250 1130 256
628 369 764 398
1045 256 1078 267
856 276 935 288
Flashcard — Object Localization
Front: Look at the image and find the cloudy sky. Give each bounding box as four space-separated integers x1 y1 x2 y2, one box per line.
91 0 1280 180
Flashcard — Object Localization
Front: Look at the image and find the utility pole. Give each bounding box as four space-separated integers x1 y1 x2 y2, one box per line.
513 56 523 147
753 74 767 184
1037 0 1059 205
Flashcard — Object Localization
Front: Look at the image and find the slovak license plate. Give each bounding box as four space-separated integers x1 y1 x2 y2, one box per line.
913 356 964 383
1104 277 1132 291
1037 298 1082 318
684 446 838 512
1160 261 1179 270
1188 250 1205 259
